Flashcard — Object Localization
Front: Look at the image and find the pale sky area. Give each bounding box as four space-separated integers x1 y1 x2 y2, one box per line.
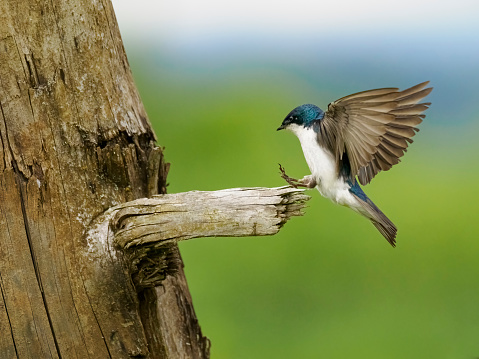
111 0 479 128
112 0 478 39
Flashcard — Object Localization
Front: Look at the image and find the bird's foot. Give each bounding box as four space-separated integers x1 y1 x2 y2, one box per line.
279 164 300 188
279 164 316 188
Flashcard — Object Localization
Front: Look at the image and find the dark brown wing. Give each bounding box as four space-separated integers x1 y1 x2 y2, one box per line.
319 81 432 185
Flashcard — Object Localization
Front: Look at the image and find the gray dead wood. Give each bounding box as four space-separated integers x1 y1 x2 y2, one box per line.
115 186 309 247
85 186 309 289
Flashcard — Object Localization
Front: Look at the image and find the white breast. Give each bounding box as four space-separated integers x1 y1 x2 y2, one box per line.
288 124 358 207
292 126 336 183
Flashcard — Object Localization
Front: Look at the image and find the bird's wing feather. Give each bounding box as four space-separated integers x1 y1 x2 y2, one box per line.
318 81 432 185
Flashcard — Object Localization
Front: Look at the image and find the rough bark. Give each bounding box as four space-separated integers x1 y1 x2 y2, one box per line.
0 1 309 358
0 0 206 357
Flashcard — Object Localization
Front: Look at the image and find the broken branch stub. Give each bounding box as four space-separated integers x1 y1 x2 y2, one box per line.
85 186 309 290
113 186 309 249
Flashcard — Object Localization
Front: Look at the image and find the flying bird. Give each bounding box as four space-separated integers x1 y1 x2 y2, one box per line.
277 81 432 247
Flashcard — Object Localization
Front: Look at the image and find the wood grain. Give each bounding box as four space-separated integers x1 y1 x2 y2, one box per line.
112 186 309 248
0 1 307 357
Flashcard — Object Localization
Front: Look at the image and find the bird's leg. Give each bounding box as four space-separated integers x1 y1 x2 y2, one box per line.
298 175 317 188
279 164 317 188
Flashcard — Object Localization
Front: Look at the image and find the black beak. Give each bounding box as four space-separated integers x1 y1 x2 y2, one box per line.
277 124 285 131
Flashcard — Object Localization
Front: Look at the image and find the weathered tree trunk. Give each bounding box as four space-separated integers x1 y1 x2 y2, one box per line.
0 0 209 357
0 1 309 358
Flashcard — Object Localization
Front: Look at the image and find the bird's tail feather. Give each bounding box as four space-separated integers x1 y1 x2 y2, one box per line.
350 191 397 247
369 213 397 247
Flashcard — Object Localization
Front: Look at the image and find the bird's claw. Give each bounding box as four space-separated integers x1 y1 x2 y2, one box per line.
279 164 300 188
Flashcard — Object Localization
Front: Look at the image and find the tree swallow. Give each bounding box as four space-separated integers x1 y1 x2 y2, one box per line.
277 81 432 247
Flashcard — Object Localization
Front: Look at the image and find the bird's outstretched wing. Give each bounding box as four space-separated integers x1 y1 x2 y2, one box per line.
318 81 432 185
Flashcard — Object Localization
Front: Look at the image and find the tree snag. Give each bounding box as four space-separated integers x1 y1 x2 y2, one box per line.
0 1 309 358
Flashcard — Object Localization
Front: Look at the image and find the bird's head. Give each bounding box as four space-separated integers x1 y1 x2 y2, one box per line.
277 104 324 131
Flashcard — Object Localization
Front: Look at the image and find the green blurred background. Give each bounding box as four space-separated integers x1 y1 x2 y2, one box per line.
114 1 479 357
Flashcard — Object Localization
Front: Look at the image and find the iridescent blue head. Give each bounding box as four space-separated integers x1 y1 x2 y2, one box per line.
277 104 325 131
